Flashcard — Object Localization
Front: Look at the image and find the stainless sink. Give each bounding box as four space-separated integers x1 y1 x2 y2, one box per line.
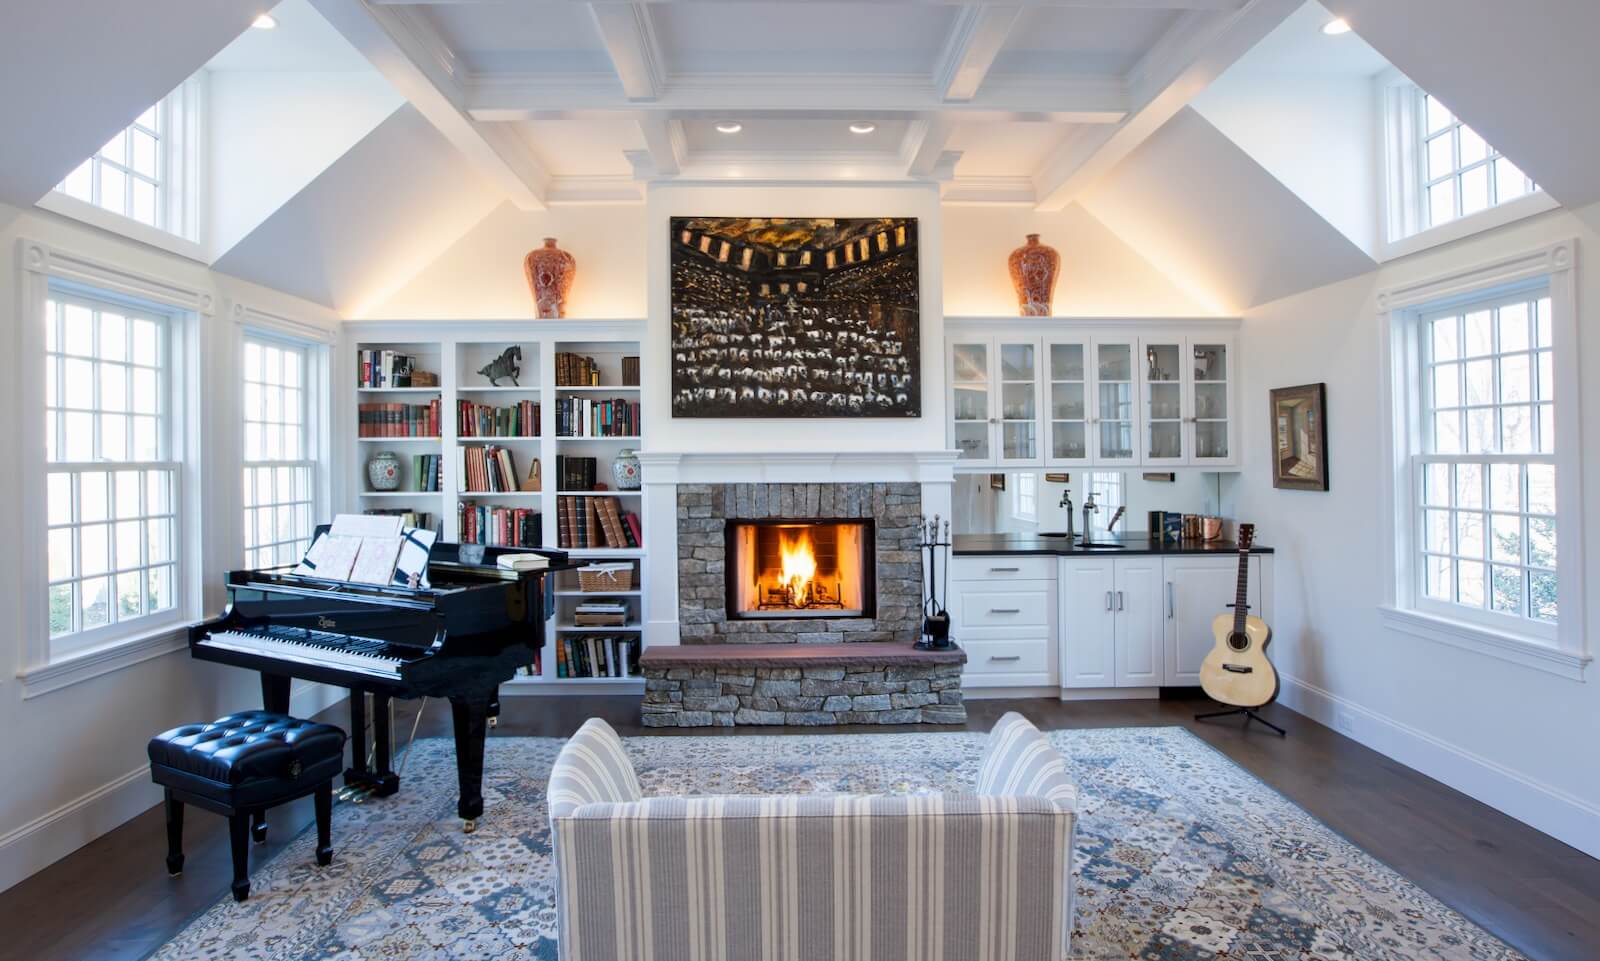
1077 542 1128 550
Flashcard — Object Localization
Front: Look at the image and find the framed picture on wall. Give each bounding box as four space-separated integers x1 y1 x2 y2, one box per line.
669 217 921 418
1270 383 1328 491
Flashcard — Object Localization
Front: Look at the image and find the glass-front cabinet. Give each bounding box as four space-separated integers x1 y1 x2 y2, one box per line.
947 338 1042 467
948 323 1240 471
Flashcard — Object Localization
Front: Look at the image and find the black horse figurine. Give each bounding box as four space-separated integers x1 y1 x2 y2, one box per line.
478 345 521 387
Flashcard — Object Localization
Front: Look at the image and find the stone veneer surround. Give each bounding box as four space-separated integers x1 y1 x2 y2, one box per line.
676 482 923 643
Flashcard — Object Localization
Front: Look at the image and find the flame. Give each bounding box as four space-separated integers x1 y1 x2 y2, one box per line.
777 528 818 608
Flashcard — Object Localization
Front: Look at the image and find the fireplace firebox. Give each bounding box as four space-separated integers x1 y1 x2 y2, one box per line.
725 519 876 620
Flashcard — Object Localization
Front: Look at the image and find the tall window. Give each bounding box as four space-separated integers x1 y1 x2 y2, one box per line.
1416 288 1556 630
45 291 179 645
55 83 197 239
1012 472 1037 522
243 337 316 568
1385 81 1538 242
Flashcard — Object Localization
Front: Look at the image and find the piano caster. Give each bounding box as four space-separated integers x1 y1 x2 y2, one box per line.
487 716 498 729
462 819 477 835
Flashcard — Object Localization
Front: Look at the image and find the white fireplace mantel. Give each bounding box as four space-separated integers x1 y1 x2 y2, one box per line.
634 450 959 648
635 450 961 485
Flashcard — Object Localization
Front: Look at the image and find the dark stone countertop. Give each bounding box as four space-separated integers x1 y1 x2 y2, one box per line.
953 533 1273 556
640 641 967 668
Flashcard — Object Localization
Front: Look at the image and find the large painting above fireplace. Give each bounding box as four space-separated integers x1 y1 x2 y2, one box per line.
670 217 920 418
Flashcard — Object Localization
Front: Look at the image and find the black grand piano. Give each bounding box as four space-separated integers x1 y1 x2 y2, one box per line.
189 535 569 833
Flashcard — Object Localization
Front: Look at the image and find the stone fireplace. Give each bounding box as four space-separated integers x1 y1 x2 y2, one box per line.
676 482 921 644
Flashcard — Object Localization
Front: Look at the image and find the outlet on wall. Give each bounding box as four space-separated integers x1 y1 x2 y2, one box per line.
1334 710 1355 735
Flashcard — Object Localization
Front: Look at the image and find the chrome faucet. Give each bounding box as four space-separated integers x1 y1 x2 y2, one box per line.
1059 488 1074 541
1081 491 1099 545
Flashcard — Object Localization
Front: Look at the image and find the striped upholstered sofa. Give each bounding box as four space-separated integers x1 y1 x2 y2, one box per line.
548 712 1077 961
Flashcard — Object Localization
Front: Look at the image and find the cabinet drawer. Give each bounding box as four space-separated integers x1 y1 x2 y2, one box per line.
950 556 1055 582
952 584 1052 633
961 638 1051 676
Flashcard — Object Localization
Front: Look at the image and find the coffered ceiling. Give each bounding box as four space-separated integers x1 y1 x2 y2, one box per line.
310 0 1301 209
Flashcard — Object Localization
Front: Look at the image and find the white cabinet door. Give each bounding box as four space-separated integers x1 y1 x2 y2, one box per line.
1164 555 1262 686
1113 556 1164 686
1189 337 1237 467
1140 338 1187 465
1059 558 1116 688
1090 339 1139 465
1044 337 1091 467
995 339 1043 466
949 339 993 466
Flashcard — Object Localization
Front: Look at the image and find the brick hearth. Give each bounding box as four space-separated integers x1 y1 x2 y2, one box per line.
639 642 967 726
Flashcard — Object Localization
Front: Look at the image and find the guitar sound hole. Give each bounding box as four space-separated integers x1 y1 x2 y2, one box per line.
1226 632 1250 652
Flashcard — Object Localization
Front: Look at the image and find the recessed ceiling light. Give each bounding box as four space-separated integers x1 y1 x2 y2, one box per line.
849 121 877 135
715 121 743 134
251 13 277 29
1322 17 1352 35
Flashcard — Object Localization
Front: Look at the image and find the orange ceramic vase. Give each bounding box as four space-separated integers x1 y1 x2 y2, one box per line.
524 237 576 319
1007 233 1059 317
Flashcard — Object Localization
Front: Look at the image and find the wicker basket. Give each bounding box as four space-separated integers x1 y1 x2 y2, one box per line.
577 563 635 592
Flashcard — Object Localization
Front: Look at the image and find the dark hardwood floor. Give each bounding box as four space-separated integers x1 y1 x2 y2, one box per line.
4 695 1596 961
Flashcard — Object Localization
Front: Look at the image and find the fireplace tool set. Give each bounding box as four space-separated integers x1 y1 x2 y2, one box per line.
915 514 953 651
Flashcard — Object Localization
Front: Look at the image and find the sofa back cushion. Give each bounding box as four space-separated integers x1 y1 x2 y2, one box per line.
547 717 641 819
976 712 1077 808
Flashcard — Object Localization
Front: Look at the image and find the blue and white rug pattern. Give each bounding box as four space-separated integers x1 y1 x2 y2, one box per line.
150 727 1526 961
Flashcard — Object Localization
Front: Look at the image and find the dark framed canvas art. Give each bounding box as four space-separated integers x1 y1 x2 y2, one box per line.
1270 383 1329 491
670 217 920 418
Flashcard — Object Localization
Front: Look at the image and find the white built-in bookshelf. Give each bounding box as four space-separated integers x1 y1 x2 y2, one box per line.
343 321 647 691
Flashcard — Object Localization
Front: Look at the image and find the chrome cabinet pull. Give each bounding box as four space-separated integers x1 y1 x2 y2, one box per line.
988 566 1020 574
1104 590 1113 610
989 608 1021 615
1116 591 1125 611
989 655 1022 662
1166 582 1175 619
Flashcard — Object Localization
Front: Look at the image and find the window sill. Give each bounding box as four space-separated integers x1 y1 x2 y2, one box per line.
35 192 206 264
16 620 194 699
1378 192 1561 263
1378 605 1589 680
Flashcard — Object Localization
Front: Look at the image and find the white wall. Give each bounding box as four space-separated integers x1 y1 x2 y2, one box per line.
1232 202 1600 857
206 69 402 259
0 202 343 891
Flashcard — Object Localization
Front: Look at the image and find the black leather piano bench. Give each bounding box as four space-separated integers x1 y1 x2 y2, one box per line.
147 710 347 902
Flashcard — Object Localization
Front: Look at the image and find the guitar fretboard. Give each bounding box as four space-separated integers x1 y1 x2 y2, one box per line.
1232 544 1250 635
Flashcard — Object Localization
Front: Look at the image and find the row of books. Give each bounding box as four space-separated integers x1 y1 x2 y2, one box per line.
555 634 639 678
458 399 539 438
358 350 435 389
555 397 639 437
557 495 640 549
555 352 602 387
401 455 444 491
555 455 598 492
359 401 441 438
363 508 436 532
457 501 541 547
458 445 531 494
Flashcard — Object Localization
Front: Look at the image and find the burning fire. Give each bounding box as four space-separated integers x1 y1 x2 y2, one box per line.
777 528 818 608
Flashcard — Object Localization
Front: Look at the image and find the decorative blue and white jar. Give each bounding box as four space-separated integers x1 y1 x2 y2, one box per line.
367 451 401 491
611 448 642 490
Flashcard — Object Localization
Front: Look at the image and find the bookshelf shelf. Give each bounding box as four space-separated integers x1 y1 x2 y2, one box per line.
347 322 647 693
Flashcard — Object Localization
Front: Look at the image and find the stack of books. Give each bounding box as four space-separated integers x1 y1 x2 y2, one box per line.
360 400 440 437
555 455 598 491
622 356 640 386
573 600 627 626
556 635 638 678
557 496 640 549
556 397 639 437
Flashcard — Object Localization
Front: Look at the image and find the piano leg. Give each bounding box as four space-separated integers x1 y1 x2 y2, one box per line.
260 673 291 715
448 692 492 832
344 690 402 799
345 689 369 792
368 693 400 797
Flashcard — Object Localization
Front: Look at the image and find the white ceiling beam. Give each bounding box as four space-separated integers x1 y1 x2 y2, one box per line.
468 75 1127 120
935 5 1021 102
311 0 550 210
1031 0 1298 211
635 115 684 175
373 1 1242 8
588 3 665 101
904 115 957 178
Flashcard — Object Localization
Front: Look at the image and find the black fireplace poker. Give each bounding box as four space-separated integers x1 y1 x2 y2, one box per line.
916 514 952 651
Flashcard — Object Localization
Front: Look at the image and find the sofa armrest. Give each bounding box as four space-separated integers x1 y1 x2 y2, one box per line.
976 711 1078 809
547 717 641 820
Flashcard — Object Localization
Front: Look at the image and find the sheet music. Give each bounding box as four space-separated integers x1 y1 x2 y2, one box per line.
349 536 403 586
294 533 361 580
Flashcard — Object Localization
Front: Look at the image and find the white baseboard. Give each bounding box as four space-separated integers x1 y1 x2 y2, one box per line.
1278 673 1600 859
0 681 346 894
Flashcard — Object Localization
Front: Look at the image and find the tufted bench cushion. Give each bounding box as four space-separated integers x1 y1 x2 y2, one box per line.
149 710 346 809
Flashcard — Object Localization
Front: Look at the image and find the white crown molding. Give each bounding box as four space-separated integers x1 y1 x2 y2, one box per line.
941 175 1037 206
546 175 645 205
19 236 216 315
635 450 961 485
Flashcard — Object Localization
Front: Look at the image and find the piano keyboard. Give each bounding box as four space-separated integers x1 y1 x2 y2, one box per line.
199 626 407 679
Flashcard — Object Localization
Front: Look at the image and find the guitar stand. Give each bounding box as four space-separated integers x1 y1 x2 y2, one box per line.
1194 706 1286 737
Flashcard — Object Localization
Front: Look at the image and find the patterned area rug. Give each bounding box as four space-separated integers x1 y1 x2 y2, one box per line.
151 727 1526 961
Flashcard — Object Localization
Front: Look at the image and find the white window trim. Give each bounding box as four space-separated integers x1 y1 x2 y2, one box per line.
1375 70 1560 264
15 238 217 697
240 327 331 569
37 75 206 261
1375 239 1588 680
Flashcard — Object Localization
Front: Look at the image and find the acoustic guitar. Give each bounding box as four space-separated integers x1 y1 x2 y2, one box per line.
1198 524 1278 708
